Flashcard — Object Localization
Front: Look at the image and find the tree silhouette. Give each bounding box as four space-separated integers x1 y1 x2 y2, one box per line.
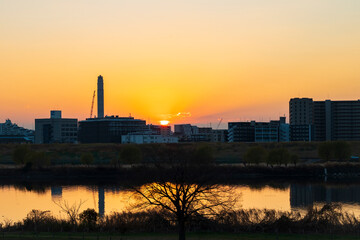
133 159 235 240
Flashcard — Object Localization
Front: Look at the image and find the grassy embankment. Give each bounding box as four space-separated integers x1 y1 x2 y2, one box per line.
1 141 360 164
0 142 332 165
1 142 360 181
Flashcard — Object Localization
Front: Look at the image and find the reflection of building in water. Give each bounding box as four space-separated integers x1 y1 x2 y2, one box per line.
290 184 360 208
98 187 105 217
51 186 63 200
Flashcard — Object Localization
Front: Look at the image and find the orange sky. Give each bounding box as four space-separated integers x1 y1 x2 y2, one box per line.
1 1 360 129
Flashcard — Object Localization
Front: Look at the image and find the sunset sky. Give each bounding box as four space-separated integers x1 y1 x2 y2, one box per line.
1 0 360 129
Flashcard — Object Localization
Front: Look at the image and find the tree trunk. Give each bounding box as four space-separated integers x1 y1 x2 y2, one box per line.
178 219 186 240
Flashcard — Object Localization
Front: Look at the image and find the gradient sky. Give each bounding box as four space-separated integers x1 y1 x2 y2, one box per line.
1 0 360 129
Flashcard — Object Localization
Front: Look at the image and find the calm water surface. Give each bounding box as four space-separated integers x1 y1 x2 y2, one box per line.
1 182 360 222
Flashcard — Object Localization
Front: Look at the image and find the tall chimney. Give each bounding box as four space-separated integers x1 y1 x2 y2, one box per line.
97 75 104 118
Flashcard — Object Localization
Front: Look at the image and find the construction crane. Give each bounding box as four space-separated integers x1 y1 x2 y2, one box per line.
90 90 96 118
216 118 223 129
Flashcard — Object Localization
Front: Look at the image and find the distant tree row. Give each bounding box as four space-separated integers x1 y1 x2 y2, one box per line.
12 143 216 168
243 146 298 167
12 145 50 168
13 141 352 168
110 143 215 167
318 141 352 162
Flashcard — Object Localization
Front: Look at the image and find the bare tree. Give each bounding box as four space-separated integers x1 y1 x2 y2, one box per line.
132 160 235 240
53 199 86 226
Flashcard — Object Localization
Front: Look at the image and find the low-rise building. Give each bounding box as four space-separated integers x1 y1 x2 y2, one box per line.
228 117 289 143
148 124 171 136
121 134 178 144
174 124 227 142
228 122 255 142
0 119 34 143
78 116 147 143
35 111 78 144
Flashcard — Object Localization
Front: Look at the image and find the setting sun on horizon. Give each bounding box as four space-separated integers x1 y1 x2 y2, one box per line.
160 120 170 126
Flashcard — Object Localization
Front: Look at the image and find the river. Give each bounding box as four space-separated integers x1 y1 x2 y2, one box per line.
1 181 360 222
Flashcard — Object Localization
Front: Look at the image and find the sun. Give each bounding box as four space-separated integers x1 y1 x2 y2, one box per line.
160 120 170 126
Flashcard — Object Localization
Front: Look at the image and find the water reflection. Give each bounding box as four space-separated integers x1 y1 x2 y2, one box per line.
1 182 360 222
290 184 360 208
98 187 105 217
51 186 62 200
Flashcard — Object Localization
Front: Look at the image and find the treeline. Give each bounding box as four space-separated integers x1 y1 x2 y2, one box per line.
243 141 353 166
243 147 298 167
10 144 216 169
2 204 360 235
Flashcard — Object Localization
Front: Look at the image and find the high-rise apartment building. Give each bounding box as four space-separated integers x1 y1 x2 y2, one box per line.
289 98 313 125
289 98 360 141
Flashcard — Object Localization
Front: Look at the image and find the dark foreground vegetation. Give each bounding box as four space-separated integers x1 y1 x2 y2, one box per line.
1 232 358 240
2 204 360 237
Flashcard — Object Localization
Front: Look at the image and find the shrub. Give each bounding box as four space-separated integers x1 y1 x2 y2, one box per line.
318 142 333 161
79 208 98 230
244 146 267 165
291 154 299 166
333 141 351 162
267 148 290 166
26 151 50 168
120 145 143 165
12 145 30 164
191 144 215 165
23 209 54 232
80 153 94 165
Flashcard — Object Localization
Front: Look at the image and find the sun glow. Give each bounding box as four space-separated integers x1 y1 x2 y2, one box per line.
160 120 170 126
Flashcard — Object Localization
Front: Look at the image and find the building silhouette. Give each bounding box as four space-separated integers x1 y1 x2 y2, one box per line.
98 186 105 217
174 124 227 142
78 116 147 143
290 183 360 208
97 75 104 119
148 124 171 136
51 186 63 200
35 111 78 144
290 98 360 141
0 119 34 143
228 117 289 142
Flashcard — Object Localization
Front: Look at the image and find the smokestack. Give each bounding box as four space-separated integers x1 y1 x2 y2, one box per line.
97 75 104 118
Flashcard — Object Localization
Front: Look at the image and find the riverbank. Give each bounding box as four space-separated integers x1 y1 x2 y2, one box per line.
1 163 360 184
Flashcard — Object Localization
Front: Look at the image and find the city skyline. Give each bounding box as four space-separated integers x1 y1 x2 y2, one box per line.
1 1 360 129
